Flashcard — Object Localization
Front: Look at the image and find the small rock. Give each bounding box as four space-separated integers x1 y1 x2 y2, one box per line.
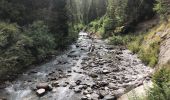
30 71 38 74
36 89 46 97
89 73 98 78
83 90 89 95
67 70 72 73
52 81 59 87
114 88 125 97
86 87 93 94
36 83 50 90
75 80 82 85
74 87 81 93
98 90 108 99
102 70 110 74
108 83 117 89
98 81 109 87
91 93 99 100
81 96 88 100
104 95 116 100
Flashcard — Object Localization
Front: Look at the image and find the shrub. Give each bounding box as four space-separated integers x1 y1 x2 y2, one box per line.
146 65 170 100
109 35 124 45
24 21 55 60
0 22 19 49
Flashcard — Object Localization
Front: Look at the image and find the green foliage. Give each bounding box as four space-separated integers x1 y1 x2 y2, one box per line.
0 21 56 78
0 22 34 77
24 21 55 59
128 34 158 67
0 22 19 49
87 16 114 38
109 34 135 45
154 0 169 21
146 66 170 100
127 35 144 53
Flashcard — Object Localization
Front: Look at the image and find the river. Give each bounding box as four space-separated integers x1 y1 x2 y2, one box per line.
0 32 152 100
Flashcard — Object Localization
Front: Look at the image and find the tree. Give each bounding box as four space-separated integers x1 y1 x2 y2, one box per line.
154 0 169 22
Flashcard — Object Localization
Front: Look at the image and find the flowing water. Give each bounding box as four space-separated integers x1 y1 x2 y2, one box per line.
0 32 153 100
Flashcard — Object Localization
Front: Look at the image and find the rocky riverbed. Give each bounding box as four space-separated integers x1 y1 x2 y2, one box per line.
0 32 153 100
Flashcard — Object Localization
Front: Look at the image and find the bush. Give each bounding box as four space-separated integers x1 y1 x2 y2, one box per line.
0 22 19 49
24 21 55 60
146 65 170 100
0 21 56 79
109 35 124 45
109 34 135 45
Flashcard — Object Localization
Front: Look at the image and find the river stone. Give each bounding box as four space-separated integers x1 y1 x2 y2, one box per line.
36 88 46 96
74 87 81 93
89 73 98 78
104 95 116 100
91 93 99 100
102 70 110 74
98 81 109 87
52 81 59 87
99 90 108 98
83 90 89 95
114 88 125 97
75 80 82 85
36 83 50 90
108 83 117 89
81 96 88 100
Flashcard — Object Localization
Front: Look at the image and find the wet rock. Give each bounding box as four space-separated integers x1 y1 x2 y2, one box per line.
36 88 46 96
74 87 81 93
75 80 82 85
62 83 68 87
83 90 89 95
86 87 93 94
104 95 116 100
91 93 99 100
102 70 110 74
98 90 108 99
67 70 72 73
69 85 74 89
98 81 109 87
81 96 88 100
114 88 125 97
108 83 117 89
51 81 59 87
30 70 38 74
89 73 98 78
36 83 50 90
